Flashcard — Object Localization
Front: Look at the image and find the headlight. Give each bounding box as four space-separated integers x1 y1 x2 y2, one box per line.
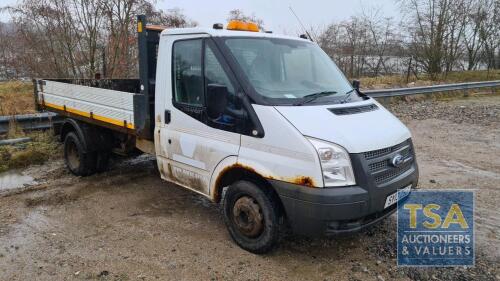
306 137 356 187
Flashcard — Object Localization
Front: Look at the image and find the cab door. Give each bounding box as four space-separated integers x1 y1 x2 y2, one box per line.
156 36 242 196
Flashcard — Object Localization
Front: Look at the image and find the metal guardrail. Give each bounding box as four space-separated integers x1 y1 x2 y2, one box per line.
0 112 63 135
364 80 500 98
0 80 499 135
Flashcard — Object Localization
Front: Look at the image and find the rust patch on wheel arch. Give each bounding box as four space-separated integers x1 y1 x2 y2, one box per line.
291 176 315 188
213 163 317 201
213 163 256 201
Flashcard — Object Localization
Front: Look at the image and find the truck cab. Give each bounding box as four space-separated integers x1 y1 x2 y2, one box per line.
35 17 418 254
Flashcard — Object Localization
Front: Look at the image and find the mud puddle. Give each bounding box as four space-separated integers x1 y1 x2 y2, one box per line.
0 170 36 192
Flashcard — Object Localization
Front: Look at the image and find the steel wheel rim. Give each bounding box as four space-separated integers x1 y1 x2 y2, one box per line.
232 196 264 238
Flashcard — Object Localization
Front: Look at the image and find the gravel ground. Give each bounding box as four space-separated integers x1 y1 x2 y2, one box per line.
0 94 499 281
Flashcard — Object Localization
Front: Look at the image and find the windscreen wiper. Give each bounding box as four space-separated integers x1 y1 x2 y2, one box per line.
294 91 337 106
340 89 356 104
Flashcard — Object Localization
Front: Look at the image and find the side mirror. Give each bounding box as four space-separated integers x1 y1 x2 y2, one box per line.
352 80 360 91
206 84 228 119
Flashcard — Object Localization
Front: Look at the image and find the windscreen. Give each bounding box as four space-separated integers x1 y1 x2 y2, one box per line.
224 38 354 102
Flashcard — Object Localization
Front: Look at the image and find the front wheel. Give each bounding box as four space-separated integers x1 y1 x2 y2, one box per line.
223 180 282 254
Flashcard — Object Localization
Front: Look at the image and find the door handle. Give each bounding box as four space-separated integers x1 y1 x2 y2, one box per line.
164 110 171 124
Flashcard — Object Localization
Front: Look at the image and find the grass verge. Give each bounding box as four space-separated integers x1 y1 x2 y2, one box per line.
0 81 36 115
0 131 60 173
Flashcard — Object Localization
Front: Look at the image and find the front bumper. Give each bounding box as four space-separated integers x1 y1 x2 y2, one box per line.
270 140 419 237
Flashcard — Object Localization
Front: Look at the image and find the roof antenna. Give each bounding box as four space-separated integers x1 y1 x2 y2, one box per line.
289 6 315 42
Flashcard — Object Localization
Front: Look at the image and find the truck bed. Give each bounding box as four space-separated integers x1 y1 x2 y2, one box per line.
35 79 140 132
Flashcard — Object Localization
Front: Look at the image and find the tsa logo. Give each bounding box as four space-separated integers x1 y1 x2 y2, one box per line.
397 191 474 266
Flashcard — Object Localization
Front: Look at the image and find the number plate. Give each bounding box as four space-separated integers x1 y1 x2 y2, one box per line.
384 185 412 209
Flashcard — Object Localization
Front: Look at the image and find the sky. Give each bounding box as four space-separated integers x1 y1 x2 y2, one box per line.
0 0 399 34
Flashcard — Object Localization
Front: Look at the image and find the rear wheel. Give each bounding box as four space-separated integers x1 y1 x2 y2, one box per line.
223 180 282 254
64 132 96 176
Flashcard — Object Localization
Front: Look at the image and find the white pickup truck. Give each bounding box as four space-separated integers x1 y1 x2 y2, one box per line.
34 16 419 253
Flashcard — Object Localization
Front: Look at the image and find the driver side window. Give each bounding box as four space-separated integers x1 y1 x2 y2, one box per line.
172 39 249 133
173 39 203 106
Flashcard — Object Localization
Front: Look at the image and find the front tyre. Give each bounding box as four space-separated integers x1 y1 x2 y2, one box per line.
223 180 282 254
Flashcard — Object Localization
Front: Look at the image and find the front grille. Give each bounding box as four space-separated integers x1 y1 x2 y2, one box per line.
368 146 412 173
369 160 389 172
363 139 416 185
329 104 378 116
364 141 407 160
374 160 413 184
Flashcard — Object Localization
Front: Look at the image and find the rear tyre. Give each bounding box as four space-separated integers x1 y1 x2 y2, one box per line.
64 132 96 176
223 180 282 254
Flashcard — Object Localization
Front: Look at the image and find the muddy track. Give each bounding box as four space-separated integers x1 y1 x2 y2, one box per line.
0 94 499 281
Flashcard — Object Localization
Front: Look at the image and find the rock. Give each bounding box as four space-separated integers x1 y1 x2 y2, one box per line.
98 270 109 277
377 275 385 281
430 179 437 184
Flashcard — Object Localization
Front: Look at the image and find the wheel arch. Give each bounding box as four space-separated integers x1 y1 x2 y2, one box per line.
60 119 88 148
60 118 114 153
210 160 286 220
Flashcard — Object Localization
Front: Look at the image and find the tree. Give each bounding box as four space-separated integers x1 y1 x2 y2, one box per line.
399 0 454 78
161 8 198 28
3 0 197 78
477 0 499 69
318 9 404 78
399 0 499 76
